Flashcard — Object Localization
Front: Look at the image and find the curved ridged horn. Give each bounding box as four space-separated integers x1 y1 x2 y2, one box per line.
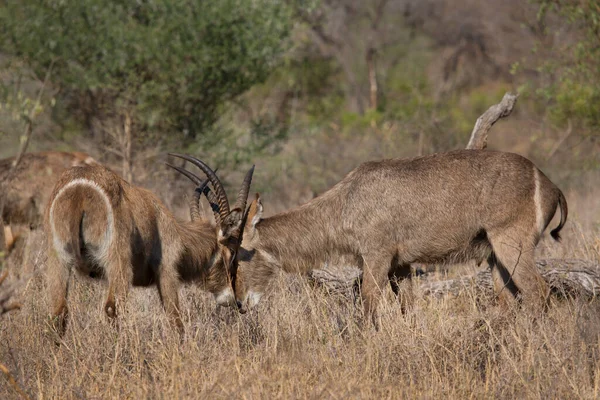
232 165 255 214
168 154 230 223
190 190 202 221
166 163 214 222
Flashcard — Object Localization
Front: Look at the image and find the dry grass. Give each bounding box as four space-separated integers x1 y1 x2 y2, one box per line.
1 217 599 399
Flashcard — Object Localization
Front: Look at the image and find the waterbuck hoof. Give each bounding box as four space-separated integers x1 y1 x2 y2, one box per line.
105 302 116 318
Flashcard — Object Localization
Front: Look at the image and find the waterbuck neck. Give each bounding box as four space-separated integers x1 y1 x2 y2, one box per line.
175 220 220 282
253 188 355 273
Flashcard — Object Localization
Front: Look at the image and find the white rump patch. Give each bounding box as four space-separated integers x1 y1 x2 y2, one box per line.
533 167 544 235
49 178 114 263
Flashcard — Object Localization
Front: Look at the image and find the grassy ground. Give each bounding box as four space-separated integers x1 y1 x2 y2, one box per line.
0 221 599 399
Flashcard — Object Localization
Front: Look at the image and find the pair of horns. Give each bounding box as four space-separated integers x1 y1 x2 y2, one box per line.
166 154 255 226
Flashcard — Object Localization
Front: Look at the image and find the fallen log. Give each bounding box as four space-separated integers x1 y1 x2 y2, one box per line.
420 259 600 299
309 259 600 300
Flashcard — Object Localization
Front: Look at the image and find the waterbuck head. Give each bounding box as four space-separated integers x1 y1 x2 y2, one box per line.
167 154 255 306
232 194 268 312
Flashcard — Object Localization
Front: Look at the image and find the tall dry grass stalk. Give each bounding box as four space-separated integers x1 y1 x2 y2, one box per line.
0 222 599 399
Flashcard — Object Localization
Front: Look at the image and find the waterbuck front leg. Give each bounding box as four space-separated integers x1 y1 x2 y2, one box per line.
361 251 393 329
156 265 184 335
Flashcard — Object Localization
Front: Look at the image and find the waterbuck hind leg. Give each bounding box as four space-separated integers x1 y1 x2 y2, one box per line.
388 262 413 313
46 251 72 337
488 253 519 308
104 248 133 324
361 252 393 329
157 267 184 335
489 232 549 313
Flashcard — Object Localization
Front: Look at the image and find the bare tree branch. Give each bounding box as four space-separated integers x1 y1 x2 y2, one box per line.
466 92 518 150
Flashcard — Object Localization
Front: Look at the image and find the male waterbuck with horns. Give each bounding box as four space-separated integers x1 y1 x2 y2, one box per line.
227 150 567 324
45 155 253 335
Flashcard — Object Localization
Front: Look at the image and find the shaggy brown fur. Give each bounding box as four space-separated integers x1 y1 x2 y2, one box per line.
234 150 567 324
45 161 250 336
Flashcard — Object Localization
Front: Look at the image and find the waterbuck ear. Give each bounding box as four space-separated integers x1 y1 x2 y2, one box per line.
219 208 243 242
245 193 263 231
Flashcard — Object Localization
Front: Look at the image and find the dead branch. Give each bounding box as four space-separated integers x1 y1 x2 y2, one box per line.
466 92 518 150
308 265 361 296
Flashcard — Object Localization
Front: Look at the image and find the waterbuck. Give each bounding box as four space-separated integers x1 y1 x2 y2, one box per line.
45 155 253 335
1 151 96 252
228 150 567 323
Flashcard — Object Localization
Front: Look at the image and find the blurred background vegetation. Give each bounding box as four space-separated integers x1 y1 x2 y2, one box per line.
0 0 598 222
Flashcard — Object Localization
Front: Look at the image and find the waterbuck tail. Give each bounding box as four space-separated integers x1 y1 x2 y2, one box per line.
550 189 568 242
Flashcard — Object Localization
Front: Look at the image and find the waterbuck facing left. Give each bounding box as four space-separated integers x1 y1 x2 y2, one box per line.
225 150 567 324
45 155 253 335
